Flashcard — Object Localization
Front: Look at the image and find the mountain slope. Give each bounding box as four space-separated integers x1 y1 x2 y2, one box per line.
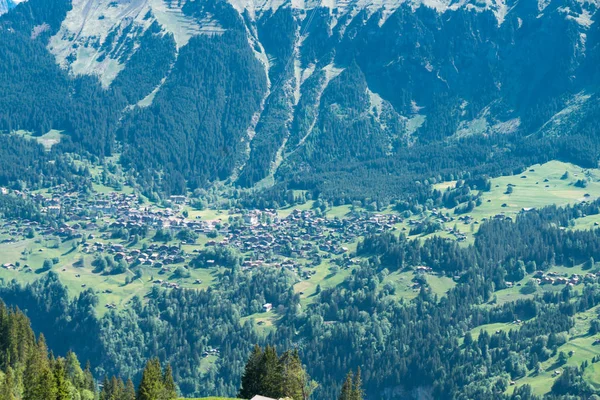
1 0 599 201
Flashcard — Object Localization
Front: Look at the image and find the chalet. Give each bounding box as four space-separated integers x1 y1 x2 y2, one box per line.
169 195 187 205
243 214 259 225
263 303 273 313
416 266 433 273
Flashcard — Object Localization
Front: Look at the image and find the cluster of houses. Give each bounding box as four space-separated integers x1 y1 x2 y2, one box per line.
531 270 590 286
82 242 188 268
222 210 402 273
0 186 393 277
503 270 595 289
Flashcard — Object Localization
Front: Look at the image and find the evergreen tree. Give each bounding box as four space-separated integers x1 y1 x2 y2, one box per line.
53 360 70 400
24 335 57 400
279 349 304 400
259 346 283 399
137 358 165 400
238 345 264 399
100 377 111 400
351 368 363 400
124 379 136 400
162 364 178 400
0 366 16 400
83 361 95 393
338 372 353 400
114 376 126 400
65 351 85 389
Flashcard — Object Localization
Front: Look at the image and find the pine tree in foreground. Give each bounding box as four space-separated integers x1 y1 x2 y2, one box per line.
351 368 363 400
338 372 353 400
136 358 179 400
239 345 264 399
162 364 178 400
238 345 316 400
338 370 363 400
0 366 16 400
124 378 137 400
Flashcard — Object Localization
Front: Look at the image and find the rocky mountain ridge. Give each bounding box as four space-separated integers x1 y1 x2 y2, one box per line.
1 0 599 200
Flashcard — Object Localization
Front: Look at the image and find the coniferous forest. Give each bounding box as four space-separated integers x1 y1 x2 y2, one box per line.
2 0 600 399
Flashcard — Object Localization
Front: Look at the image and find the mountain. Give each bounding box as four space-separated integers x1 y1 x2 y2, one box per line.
1 0 599 201
0 0 17 15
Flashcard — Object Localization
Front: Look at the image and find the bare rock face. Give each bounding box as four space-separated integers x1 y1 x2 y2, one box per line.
47 0 224 87
0 0 29 15
0 0 13 15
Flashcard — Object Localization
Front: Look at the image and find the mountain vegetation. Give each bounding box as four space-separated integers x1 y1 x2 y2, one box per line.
238 345 316 400
0 0 598 203
3 199 600 398
2 0 600 399
0 300 97 399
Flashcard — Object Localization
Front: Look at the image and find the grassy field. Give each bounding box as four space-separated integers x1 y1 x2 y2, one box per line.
181 398 239 400
381 270 456 301
483 263 590 307
483 162 594 214
507 305 600 395
0 230 223 316
465 161 600 221
427 161 600 244
466 304 600 396
14 129 64 151
277 201 316 219
92 182 134 195
467 322 520 341
186 209 234 222
294 261 353 307
571 214 600 231
240 311 278 337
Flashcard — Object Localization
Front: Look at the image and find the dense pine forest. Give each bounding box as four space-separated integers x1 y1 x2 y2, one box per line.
0 300 97 399
0 298 183 399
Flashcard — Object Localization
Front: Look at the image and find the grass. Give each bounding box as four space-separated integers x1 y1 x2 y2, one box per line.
467 322 520 341
185 209 233 222
487 263 590 306
198 355 219 375
326 205 353 218
277 201 316 219
427 274 456 296
571 214 600 231
457 161 600 223
0 232 223 316
240 311 278 337
423 161 600 244
381 271 420 301
14 129 63 151
294 261 352 306
507 305 600 395
584 362 600 389
92 183 134 195
180 398 240 400
381 271 456 301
